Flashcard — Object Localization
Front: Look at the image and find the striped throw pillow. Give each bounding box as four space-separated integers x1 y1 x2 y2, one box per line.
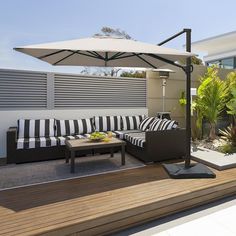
149 118 163 131
94 116 121 132
159 119 178 130
149 118 178 131
18 119 55 138
121 115 145 130
56 119 94 136
139 117 156 131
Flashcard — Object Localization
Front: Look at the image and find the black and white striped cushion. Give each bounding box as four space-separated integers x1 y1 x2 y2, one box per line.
158 119 178 130
94 116 121 131
16 134 90 149
55 119 94 136
149 118 163 131
124 132 145 148
139 117 156 131
57 134 90 146
17 137 58 149
121 115 145 130
18 119 55 138
113 130 141 139
149 118 178 131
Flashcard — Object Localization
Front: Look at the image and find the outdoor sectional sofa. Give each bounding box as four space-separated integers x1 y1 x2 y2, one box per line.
7 115 186 164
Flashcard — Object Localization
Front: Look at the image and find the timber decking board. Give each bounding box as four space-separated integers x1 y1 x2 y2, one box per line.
0 164 235 236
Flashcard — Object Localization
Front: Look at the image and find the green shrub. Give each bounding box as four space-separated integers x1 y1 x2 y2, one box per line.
219 125 236 146
193 66 229 140
218 143 236 154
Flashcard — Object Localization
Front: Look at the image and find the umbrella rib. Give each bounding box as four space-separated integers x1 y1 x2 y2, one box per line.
86 51 105 60
92 51 105 60
108 52 126 60
108 54 138 61
68 50 104 60
147 53 185 70
38 50 66 59
53 51 79 65
133 53 157 68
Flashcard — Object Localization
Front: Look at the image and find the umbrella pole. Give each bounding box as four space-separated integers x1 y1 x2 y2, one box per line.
162 28 216 178
185 29 191 168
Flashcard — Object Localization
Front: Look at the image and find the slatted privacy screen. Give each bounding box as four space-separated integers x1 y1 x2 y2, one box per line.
54 74 146 108
0 69 147 110
0 69 47 109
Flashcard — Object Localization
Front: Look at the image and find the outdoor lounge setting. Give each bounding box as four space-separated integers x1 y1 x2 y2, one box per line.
1 1 236 235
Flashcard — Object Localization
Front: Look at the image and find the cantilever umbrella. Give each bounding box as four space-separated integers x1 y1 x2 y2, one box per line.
14 36 194 69
14 33 215 178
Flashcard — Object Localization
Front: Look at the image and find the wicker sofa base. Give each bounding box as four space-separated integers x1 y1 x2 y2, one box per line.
7 127 186 164
126 129 186 163
7 127 121 164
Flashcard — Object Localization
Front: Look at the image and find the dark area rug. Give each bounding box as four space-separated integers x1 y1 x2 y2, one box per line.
0 152 144 190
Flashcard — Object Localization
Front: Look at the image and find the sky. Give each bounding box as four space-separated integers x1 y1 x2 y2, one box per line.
1 0 236 73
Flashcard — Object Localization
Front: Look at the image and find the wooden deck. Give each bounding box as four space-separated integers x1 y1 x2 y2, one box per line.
0 163 236 236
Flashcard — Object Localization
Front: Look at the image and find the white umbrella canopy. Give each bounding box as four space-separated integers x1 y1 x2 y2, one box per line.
14 36 195 68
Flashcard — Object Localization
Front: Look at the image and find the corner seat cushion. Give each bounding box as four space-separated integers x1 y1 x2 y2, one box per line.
124 132 146 148
121 115 145 130
17 137 58 149
114 130 142 139
18 119 55 138
55 119 94 136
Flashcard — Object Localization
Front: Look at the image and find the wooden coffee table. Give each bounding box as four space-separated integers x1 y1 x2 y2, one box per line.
65 137 126 173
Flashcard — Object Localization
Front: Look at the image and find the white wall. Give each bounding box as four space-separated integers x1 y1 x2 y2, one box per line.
0 108 148 158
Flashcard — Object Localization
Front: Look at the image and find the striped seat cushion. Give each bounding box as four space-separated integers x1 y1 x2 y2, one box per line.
57 134 90 146
121 115 145 130
17 134 91 149
124 132 146 148
55 119 94 136
18 119 55 138
57 131 124 146
114 130 142 140
149 118 178 131
94 116 121 132
16 137 58 149
139 117 156 131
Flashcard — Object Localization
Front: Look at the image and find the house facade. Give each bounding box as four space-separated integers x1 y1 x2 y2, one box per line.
192 31 236 69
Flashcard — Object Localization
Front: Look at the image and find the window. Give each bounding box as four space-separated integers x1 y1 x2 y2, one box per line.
207 57 235 69
221 58 234 69
208 60 221 67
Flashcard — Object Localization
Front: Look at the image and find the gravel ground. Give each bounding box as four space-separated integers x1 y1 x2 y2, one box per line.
192 137 227 153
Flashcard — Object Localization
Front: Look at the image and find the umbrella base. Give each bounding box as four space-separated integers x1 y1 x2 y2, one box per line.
163 163 216 179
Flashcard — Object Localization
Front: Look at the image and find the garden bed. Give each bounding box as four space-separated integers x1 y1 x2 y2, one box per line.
193 138 227 153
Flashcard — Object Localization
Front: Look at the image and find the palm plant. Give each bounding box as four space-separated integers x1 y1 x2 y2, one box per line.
219 125 236 146
225 72 236 125
226 87 236 125
193 67 229 140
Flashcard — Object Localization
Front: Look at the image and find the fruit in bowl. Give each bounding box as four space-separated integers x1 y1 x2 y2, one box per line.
89 132 106 141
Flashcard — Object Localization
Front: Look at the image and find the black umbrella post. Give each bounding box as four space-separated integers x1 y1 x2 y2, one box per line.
159 29 216 178
185 28 192 168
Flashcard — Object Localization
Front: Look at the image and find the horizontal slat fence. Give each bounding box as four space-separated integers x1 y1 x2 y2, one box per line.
0 69 146 110
0 70 47 109
54 74 146 108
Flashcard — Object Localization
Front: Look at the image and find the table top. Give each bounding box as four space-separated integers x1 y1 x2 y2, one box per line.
65 137 126 150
